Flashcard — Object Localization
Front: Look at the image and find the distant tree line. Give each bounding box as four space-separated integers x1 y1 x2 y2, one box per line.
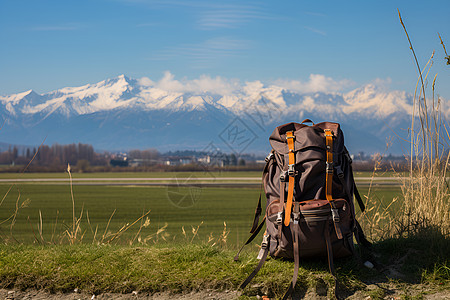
0 142 409 173
128 149 160 160
0 143 107 171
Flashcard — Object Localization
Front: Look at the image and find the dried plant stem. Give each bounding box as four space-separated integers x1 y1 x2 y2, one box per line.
101 209 116 243
108 210 151 243
398 9 428 138
27 216 41 245
397 10 450 236
67 164 76 243
50 210 59 244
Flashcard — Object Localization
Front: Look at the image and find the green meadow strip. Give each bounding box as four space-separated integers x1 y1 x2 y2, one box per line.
0 237 448 298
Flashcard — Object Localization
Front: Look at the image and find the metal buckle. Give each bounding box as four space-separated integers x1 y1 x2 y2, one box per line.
261 234 269 249
288 164 296 176
276 212 283 225
331 208 340 223
265 152 274 163
326 162 334 174
280 171 288 182
336 165 344 179
292 212 300 225
324 129 333 137
286 135 295 140
345 151 353 164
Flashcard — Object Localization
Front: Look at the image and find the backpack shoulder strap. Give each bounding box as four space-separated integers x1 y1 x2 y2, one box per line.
324 129 343 240
353 181 366 213
284 131 296 226
234 217 266 261
281 202 301 300
336 147 366 213
234 151 274 261
249 151 274 233
239 235 270 289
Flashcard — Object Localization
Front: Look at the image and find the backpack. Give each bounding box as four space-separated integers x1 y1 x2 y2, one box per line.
235 120 370 299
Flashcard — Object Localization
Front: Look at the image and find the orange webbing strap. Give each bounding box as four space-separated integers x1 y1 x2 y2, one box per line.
284 131 296 226
324 129 334 202
324 129 343 239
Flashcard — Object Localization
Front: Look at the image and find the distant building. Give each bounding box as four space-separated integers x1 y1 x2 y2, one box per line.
109 153 128 167
163 156 194 166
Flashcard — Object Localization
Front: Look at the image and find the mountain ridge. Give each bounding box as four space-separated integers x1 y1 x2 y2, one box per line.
0 74 425 155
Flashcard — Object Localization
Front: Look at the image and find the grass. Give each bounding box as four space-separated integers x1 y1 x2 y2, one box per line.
0 181 402 245
0 184 259 245
0 171 262 180
0 231 447 298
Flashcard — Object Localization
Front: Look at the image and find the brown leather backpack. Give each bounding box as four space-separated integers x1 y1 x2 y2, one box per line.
235 120 370 299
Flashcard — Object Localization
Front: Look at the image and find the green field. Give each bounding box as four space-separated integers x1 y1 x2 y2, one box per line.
1 172 448 299
0 171 262 179
0 171 403 245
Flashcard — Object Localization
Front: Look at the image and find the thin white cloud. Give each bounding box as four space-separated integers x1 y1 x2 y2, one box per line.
145 72 357 98
151 71 240 95
150 37 252 68
304 26 326 36
274 74 354 94
30 23 85 31
118 0 275 30
138 77 155 86
304 11 326 17
31 26 79 31
136 22 161 27
197 5 274 30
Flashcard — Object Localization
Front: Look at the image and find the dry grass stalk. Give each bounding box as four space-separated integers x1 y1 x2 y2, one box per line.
357 154 399 241
190 221 203 243
397 10 450 237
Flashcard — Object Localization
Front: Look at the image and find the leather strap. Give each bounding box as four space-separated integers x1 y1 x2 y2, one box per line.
324 129 334 203
282 204 301 300
355 219 372 248
250 153 275 233
280 181 286 208
324 129 343 240
324 221 339 299
284 131 296 226
279 181 286 239
250 194 262 234
234 217 266 261
353 182 366 213
239 238 270 289
301 119 314 125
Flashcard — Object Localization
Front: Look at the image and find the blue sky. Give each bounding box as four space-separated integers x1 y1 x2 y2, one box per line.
0 0 449 98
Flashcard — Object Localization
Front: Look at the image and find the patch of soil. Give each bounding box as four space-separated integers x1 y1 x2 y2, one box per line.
0 289 240 300
1 284 448 299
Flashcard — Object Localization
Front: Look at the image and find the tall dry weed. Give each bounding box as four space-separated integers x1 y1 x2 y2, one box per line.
397 10 450 237
357 12 449 241
357 152 400 241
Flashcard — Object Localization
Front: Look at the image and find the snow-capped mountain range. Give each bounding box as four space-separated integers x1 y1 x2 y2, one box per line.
0 74 435 155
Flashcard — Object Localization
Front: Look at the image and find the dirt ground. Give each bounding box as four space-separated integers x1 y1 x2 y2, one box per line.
1 284 449 300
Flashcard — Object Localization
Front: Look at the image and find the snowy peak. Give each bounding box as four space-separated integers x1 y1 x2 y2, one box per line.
0 74 422 123
343 84 412 117
0 74 433 154
0 89 39 104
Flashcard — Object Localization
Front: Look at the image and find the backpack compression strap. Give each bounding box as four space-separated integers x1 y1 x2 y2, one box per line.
324 221 339 299
324 129 343 240
282 202 301 300
324 129 334 203
284 131 296 226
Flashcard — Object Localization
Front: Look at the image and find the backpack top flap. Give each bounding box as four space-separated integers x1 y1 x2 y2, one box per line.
269 121 345 155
